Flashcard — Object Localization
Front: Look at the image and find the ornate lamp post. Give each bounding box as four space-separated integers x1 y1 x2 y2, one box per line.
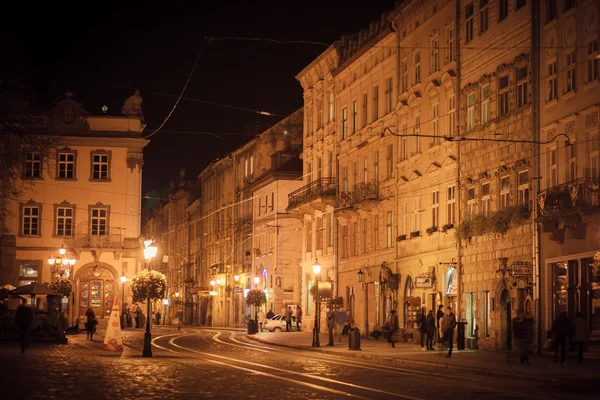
357 266 371 338
312 259 321 347
48 245 76 280
142 239 158 358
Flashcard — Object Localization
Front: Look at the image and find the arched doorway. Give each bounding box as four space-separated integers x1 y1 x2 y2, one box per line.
75 264 117 319
500 289 512 350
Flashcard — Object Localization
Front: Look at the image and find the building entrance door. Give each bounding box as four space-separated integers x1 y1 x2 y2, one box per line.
77 265 115 319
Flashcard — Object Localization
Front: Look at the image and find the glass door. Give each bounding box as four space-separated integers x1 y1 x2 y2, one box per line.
90 280 103 315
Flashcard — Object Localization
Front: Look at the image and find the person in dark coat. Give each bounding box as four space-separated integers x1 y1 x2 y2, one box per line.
326 307 335 346
426 310 435 350
156 311 161 325
266 309 275 320
388 310 399 348
295 306 303 332
417 307 428 351
15 299 33 353
443 307 457 357
85 307 97 341
512 311 529 365
552 311 573 364
573 312 589 363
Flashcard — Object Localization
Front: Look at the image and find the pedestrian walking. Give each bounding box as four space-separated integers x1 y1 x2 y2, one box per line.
417 307 428 351
551 311 572 364
285 307 293 332
15 299 33 353
573 312 589 363
130 305 138 328
326 307 335 346
340 310 353 342
257 309 266 332
85 307 97 341
512 311 529 366
266 309 275 320
121 303 128 330
438 314 446 350
426 310 435 350
524 311 534 361
295 306 303 332
176 310 183 330
388 310 399 348
436 305 444 342
156 311 161 325
442 306 457 357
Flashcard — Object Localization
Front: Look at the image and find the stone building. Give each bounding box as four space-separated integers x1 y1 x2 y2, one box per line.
1 91 147 322
537 0 600 345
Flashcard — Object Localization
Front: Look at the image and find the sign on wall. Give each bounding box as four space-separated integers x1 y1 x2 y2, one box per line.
415 275 434 289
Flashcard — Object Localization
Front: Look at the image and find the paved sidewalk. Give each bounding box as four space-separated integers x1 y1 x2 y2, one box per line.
245 331 600 384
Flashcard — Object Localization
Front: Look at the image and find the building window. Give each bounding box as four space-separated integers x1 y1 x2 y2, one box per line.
342 225 349 258
316 217 323 251
587 130 599 179
343 167 349 192
361 218 368 254
480 0 489 33
373 215 380 250
448 96 456 137
465 3 474 42
386 144 393 180
90 207 108 235
56 206 74 237
24 151 42 179
328 213 335 247
316 157 322 180
481 84 490 124
432 191 439 227
400 123 408 161
362 93 368 127
518 170 529 207
401 60 409 92
328 151 333 177
307 162 313 184
342 107 348 139
413 197 421 233
317 98 323 129
363 157 368 183
549 147 558 186
413 52 421 85
414 115 421 154
467 187 476 217
386 211 393 248
57 151 76 179
21 204 40 236
306 220 313 253
546 0 556 23
353 162 359 187
447 185 456 225
516 65 528 108
516 0 526 10
431 38 439 73
306 105 313 135
447 27 455 63
91 151 110 180
432 104 440 145
467 92 476 131
328 92 334 123
19 264 39 287
352 221 359 256
352 100 358 134
385 78 393 114
566 143 576 182
481 182 491 216
500 176 510 208
372 86 379 121
499 0 508 21
566 50 576 93
586 39 599 84
400 202 408 235
547 60 558 102
498 75 509 117
374 151 379 184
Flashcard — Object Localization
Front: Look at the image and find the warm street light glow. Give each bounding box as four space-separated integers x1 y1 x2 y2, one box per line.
209 291 218 296
253 276 260 284
216 278 223 285
48 258 55 265
69 259 76 266
234 275 240 282
312 259 321 275
59 247 66 256
210 280 216 286
143 239 158 261
175 292 180 298
120 275 127 283
357 269 365 284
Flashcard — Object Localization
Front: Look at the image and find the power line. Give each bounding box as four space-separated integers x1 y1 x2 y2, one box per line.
208 36 329 47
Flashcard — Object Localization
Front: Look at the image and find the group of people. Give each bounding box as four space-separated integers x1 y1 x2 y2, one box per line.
550 311 590 364
120 304 144 329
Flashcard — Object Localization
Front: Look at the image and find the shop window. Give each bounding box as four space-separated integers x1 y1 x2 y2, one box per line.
19 264 39 287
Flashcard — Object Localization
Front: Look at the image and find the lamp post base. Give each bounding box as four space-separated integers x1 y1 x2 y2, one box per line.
142 331 152 357
312 326 320 347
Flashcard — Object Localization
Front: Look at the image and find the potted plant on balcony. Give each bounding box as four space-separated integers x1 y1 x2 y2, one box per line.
441 223 454 233
409 231 421 239
426 226 438 236
396 234 407 242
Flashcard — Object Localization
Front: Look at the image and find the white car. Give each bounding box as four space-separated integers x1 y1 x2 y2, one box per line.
262 314 301 332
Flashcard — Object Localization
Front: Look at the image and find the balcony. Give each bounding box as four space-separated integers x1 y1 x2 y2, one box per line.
538 178 600 219
72 231 123 249
287 177 336 214
338 182 379 207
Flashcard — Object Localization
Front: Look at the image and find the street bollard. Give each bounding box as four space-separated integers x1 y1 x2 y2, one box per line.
457 321 468 350
247 319 257 335
348 327 361 350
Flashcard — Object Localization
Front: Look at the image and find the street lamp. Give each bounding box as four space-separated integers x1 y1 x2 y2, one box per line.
312 258 321 347
48 244 77 279
253 276 260 287
142 239 158 358
120 274 127 328
357 266 371 338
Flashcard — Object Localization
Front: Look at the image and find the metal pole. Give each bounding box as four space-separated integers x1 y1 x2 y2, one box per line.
364 285 369 339
312 277 320 347
143 260 153 357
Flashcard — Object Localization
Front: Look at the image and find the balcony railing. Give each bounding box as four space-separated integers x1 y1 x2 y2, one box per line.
288 177 336 209
338 182 379 208
538 178 600 217
72 233 122 249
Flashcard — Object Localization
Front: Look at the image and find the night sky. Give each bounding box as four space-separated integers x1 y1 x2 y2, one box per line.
2 1 395 195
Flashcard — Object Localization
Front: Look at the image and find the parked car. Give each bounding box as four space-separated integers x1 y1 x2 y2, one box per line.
262 314 300 332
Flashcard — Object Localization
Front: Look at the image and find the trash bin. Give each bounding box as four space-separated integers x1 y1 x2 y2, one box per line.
247 319 257 335
348 327 361 350
457 322 468 350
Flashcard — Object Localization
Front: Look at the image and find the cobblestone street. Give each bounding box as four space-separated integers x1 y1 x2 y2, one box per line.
1 328 598 400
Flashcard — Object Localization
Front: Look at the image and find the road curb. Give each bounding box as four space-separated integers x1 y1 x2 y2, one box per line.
244 335 580 384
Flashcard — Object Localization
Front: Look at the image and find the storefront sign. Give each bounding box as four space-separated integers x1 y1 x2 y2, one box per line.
233 287 243 294
414 275 434 289
513 265 532 276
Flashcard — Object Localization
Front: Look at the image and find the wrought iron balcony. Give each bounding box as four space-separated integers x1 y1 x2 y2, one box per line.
337 182 379 208
537 178 600 218
72 232 122 249
287 177 336 209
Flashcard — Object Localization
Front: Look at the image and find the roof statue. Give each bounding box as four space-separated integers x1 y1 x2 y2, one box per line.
121 89 144 120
